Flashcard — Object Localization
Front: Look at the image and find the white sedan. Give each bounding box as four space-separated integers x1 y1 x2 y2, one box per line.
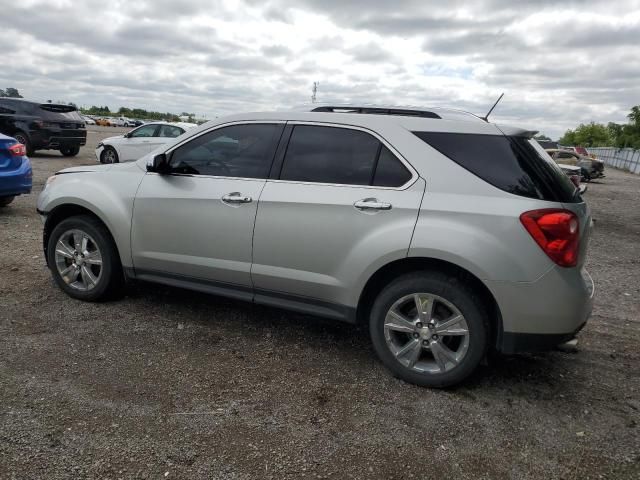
95 122 198 163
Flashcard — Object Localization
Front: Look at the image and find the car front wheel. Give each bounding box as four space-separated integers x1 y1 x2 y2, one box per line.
369 271 488 388
47 215 124 301
100 146 119 164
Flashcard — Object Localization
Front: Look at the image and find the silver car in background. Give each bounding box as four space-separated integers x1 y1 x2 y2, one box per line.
37 105 594 387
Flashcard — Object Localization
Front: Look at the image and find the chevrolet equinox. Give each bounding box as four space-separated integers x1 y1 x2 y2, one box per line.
37 105 594 387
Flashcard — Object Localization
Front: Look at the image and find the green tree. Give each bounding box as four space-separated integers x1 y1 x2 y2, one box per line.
0 87 23 98
559 122 611 147
559 129 576 145
534 134 551 141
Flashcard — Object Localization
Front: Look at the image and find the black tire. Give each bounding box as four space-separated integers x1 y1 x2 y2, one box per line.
60 145 80 157
369 271 488 388
12 131 33 156
0 196 15 207
100 146 119 164
47 215 124 301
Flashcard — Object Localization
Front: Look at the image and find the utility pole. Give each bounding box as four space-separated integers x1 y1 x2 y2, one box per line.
311 82 319 103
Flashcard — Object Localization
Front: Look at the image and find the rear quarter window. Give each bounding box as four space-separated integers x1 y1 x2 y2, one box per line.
413 132 580 203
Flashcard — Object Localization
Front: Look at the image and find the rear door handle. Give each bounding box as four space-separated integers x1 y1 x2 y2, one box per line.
354 198 392 211
222 192 252 204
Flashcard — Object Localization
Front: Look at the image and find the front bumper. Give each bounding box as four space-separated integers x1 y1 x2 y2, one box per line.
488 267 594 353
95 145 105 162
0 158 32 197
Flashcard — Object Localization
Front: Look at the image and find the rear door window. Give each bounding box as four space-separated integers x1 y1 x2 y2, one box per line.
157 125 184 138
413 132 579 203
373 146 412 187
280 125 412 187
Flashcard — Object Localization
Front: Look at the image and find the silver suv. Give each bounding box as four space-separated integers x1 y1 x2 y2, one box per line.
37 105 594 387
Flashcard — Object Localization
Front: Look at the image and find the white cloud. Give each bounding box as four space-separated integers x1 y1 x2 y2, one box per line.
0 0 638 138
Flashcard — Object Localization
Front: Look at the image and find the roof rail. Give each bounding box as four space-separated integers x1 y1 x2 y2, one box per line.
310 105 441 119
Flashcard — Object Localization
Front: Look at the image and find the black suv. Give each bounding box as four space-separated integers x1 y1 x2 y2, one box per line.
0 98 86 156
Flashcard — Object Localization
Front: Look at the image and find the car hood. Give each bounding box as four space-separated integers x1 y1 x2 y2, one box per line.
100 135 125 144
58 161 143 175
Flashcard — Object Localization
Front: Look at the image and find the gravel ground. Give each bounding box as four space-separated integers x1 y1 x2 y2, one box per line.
1 128 639 479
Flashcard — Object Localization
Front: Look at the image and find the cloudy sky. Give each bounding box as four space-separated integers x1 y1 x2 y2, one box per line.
1 0 639 139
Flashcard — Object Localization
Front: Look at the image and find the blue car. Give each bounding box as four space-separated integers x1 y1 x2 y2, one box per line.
0 133 32 207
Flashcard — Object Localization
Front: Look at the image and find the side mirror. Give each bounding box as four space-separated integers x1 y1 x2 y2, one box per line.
123 132 130 138
146 153 169 173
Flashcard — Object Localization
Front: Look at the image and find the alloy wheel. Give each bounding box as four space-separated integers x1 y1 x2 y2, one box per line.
383 293 471 374
102 149 116 163
54 229 103 291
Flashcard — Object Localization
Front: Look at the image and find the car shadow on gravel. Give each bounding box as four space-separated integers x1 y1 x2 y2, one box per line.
123 280 581 394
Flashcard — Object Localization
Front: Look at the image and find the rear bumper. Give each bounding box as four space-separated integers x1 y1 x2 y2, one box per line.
31 130 86 150
0 157 32 197
488 267 594 353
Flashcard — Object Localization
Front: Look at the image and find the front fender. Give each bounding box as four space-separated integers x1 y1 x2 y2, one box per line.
38 166 145 268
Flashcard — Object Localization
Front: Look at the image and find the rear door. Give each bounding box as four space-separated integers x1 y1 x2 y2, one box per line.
251 123 425 311
131 122 284 290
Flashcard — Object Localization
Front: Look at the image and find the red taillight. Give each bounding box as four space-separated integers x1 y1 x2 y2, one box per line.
520 209 580 267
9 143 26 157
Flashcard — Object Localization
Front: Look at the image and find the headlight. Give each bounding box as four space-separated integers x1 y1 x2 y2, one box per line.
43 175 58 191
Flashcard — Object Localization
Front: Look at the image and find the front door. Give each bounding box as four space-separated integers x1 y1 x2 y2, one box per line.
131 122 284 291
120 124 160 161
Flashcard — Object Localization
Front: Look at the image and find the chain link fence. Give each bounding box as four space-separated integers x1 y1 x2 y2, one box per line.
587 147 640 174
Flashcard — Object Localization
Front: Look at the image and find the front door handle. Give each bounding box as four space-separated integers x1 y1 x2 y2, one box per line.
222 192 252 204
354 198 392 211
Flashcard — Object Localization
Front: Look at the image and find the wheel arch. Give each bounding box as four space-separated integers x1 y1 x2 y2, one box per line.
356 256 503 350
43 204 120 265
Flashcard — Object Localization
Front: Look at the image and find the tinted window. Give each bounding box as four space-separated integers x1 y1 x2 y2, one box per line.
157 125 184 138
414 132 579 203
130 125 158 138
169 124 281 178
280 125 380 185
373 146 411 187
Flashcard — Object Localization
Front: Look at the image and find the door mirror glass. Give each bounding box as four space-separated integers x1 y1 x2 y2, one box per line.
147 153 168 173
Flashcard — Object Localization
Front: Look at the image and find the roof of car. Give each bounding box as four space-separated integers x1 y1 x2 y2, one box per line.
195 107 534 138
141 121 198 129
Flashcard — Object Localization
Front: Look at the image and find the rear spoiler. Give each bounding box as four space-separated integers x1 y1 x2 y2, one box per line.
39 104 77 113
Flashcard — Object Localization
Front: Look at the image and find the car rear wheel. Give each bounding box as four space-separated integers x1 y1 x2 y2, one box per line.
100 146 119 164
12 131 33 156
369 271 488 388
47 215 124 301
60 146 80 157
0 196 15 207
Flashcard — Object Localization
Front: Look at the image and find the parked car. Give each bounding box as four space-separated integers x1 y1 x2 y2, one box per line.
112 117 136 127
546 148 605 181
557 164 587 194
95 118 112 127
37 105 594 388
0 98 86 156
0 133 32 207
95 122 197 163
81 115 96 125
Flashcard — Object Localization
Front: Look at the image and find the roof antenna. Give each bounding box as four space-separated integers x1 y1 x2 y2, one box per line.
482 92 504 122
